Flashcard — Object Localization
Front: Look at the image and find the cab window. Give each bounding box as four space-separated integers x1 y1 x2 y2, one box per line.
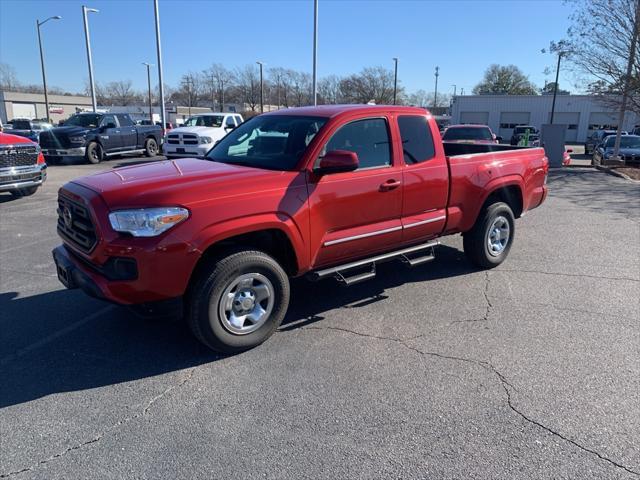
398 115 435 164
322 118 391 169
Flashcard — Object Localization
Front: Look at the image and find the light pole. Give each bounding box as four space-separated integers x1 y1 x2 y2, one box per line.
142 63 154 123
550 52 562 124
153 0 166 131
36 15 61 122
392 57 398 105
433 66 440 109
82 6 99 112
312 0 318 106
256 61 264 113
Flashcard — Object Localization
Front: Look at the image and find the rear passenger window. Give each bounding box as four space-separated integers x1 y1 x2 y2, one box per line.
324 118 391 169
116 114 134 127
398 115 435 164
225 116 236 127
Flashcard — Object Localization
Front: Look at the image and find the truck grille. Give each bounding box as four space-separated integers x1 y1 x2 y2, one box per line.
57 194 98 253
623 154 640 165
0 145 39 168
167 133 198 145
40 130 71 149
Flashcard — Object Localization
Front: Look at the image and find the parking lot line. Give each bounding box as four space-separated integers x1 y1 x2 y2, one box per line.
0 304 114 366
0 237 58 255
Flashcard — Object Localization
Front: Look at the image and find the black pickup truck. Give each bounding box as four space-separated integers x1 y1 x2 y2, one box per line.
39 112 162 164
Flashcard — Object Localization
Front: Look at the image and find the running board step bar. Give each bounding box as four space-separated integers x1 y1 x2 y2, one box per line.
310 240 439 285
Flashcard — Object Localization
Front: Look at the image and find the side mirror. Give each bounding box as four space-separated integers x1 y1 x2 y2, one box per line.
495 136 503 143
225 124 236 131
314 150 359 174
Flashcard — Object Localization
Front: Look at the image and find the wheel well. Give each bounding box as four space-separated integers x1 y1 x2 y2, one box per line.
190 229 298 283
482 185 523 218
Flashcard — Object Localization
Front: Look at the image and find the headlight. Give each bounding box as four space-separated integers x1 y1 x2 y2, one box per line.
198 136 213 144
108 207 189 237
69 136 85 143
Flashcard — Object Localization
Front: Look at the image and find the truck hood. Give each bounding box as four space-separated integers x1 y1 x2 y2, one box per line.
46 126 91 137
170 126 222 135
72 158 289 208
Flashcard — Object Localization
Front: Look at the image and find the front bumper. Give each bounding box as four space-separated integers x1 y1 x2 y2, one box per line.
0 164 47 192
163 143 211 158
43 146 86 157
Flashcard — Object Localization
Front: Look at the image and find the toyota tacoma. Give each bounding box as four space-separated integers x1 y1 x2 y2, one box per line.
53 105 548 353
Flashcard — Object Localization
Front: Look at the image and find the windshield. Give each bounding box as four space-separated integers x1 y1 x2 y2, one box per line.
515 126 537 135
206 115 327 171
10 120 31 130
64 114 102 128
184 115 224 127
605 136 640 148
443 126 493 141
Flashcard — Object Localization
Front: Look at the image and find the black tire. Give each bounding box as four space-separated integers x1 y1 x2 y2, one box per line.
463 202 515 269
10 186 38 197
187 249 290 353
85 142 103 164
144 137 158 157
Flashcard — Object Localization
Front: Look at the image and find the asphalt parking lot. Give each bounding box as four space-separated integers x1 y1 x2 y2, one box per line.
1 156 639 479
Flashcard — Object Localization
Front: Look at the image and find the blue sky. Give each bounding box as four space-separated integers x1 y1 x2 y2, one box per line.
0 0 577 95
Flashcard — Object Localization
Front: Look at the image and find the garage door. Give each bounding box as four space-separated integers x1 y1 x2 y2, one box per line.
12 103 36 119
460 111 489 125
499 112 531 142
550 112 580 141
588 112 618 131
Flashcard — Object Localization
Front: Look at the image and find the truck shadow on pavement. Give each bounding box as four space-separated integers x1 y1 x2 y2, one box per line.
0 245 474 409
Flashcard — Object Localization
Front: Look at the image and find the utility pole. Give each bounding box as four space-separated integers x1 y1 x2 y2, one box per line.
433 66 440 109
36 16 61 122
612 0 640 162
142 62 154 123
257 61 264 113
451 84 457 97
392 57 398 105
312 0 318 106
153 0 166 131
460 87 464 96
82 6 99 112
220 78 225 112
182 76 193 116
276 74 281 110
210 73 216 111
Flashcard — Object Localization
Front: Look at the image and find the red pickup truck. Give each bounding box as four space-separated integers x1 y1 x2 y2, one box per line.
53 105 548 352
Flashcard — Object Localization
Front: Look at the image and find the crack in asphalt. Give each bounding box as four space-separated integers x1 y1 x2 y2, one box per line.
452 271 493 324
301 325 639 477
497 268 639 283
0 368 196 478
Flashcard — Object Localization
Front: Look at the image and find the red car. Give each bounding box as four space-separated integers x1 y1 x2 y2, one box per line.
53 105 548 352
442 124 500 144
0 131 47 197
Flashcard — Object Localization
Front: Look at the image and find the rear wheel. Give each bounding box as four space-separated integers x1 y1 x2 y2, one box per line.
85 142 103 164
187 249 290 353
144 138 158 157
463 202 515 269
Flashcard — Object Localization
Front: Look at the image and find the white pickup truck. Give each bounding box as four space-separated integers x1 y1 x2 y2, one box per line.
163 113 244 158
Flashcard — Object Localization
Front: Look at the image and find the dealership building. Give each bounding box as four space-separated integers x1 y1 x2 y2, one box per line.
450 95 639 143
0 90 93 124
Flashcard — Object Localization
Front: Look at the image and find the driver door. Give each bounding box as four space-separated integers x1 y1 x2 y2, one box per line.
99 114 122 153
307 116 403 268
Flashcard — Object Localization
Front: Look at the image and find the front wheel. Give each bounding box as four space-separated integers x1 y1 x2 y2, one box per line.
85 142 103 164
144 138 158 157
187 249 290 353
463 202 515 269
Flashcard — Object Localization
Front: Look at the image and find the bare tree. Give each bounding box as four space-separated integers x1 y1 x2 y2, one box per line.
0 62 19 90
318 75 342 104
473 64 538 95
234 65 260 111
205 64 234 111
105 80 139 106
339 66 398 104
290 71 311 106
566 0 640 114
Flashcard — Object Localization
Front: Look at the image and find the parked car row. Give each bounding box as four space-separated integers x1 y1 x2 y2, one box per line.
591 135 640 166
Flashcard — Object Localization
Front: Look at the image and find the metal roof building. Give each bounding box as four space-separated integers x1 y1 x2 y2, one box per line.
450 95 639 143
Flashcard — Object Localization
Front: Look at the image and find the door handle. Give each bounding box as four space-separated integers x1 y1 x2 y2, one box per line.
379 179 401 191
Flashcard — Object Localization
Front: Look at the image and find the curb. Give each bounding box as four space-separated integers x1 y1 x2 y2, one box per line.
594 165 640 182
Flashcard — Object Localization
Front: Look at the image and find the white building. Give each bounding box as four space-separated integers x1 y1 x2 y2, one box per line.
450 95 639 143
0 90 93 124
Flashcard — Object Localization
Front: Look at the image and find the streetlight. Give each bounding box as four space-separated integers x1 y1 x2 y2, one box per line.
312 0 318 106
392 58 398 105
542 40 569 125
36 15 61 122
82 6 99 112
433 66 440 109
256 61 264 113
142 63 154 123
153 0 166 132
